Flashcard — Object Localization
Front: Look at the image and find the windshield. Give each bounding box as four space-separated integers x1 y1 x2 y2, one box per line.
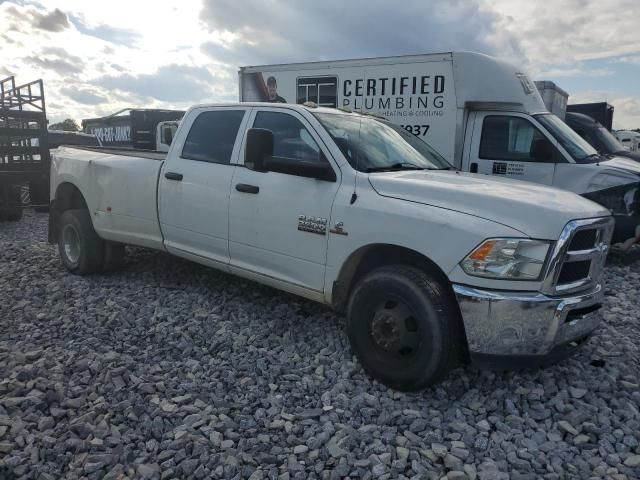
535 114 598 163
594 127 626 154
313 112 452 172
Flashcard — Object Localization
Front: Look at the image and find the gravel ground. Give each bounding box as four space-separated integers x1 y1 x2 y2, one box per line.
1 211 639 480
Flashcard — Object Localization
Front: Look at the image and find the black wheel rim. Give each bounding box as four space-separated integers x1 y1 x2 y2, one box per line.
369 294 423 358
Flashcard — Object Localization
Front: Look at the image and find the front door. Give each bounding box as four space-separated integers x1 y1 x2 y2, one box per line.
468 112 558 186
229 107 340 292
158 107 250 264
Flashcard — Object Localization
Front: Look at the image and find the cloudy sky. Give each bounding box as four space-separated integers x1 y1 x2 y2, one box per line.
1 0 639 128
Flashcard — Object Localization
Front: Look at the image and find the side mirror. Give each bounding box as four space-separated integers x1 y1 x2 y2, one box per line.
245 128 273 171
530 138 554 162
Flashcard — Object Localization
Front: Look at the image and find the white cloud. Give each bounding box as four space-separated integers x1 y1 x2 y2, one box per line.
0 0 638 128
614 55 640 65
537 66 615 78
478 0 640 70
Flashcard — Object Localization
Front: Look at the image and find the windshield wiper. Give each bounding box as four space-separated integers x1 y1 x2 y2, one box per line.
365 162 425 172
433 165 456 170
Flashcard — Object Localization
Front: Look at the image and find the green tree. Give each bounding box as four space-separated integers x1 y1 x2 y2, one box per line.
49 118 80 132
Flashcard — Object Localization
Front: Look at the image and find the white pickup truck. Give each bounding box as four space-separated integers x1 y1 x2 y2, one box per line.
49 103 614 390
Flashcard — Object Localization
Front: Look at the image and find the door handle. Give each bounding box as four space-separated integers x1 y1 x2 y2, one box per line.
235 183 259 194
164 172 183 181
470 162 478 173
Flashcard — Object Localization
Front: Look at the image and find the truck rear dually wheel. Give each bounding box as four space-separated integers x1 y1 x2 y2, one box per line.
58 209 104 275
347 265 462 391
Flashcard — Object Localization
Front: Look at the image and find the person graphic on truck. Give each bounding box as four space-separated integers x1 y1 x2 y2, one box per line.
266 76 287 103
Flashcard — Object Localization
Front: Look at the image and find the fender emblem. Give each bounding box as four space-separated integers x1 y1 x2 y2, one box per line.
330 221 348 236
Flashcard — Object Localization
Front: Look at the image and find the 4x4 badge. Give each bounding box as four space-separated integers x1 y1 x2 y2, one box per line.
330 221 348 236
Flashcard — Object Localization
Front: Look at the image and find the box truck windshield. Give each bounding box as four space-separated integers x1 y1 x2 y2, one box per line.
314 112 452 172
535 114 599 163
591 127 626 154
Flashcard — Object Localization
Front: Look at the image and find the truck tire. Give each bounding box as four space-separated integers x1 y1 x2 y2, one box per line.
58 209 104 275
0 186 23 221
346 265 462 391
30 178 50 212
103 241 126 271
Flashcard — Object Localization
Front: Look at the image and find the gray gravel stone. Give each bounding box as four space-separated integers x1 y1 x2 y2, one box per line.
1 212 639 479
624 455 640 467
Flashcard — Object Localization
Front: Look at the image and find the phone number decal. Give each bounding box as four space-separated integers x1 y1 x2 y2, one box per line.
400 124 430 136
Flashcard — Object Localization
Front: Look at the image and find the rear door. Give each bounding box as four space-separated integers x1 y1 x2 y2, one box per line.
467 112 558 185
158 106 250 265
228 107 340 292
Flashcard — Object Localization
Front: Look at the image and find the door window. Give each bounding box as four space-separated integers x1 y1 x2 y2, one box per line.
480 116 555 163
253 111 321 162
182 110 245 164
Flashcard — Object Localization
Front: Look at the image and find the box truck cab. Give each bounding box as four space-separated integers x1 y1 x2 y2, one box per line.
564 112 640 162
239 52 640 244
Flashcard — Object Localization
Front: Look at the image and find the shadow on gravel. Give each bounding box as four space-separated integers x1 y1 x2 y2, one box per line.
608 245 640 266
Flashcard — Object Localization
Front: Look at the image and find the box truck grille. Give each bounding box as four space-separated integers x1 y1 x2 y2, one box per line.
542 218 614 296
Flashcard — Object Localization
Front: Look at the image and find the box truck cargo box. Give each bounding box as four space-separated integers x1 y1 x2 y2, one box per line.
534 81 568 119
567 102 614 131
239 52 640 246
240 52 546 163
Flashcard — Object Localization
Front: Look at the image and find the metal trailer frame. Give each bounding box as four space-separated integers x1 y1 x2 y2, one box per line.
0 76 51 219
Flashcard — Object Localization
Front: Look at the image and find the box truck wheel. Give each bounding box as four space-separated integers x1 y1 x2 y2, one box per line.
346 265 461 391
58 209 104 275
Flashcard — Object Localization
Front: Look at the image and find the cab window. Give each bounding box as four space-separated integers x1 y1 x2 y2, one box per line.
480 116 556 163
253 111 321 162
182 110 245 164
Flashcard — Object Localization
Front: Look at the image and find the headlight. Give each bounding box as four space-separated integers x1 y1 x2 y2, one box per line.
461 239 551 280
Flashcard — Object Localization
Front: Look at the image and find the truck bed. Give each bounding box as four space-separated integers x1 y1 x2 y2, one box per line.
65 145 167 160
51 146 165 249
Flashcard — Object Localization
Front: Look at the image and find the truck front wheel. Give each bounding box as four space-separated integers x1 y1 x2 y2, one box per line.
347 265 462 391
58 209 104 275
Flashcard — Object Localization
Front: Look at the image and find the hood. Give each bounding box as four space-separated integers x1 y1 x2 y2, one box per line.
602 155 640 171
368 170 610 239
613 150 640 162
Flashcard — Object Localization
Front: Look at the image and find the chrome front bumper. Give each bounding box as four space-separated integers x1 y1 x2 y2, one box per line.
453 283 604 358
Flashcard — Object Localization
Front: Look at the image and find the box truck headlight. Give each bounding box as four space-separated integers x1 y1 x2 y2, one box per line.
461 239 550 280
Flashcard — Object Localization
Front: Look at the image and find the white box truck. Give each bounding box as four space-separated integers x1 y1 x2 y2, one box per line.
239 52 640 245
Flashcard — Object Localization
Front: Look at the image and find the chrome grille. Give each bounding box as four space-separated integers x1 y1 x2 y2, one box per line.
568 229 597 251
541 217 614 295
